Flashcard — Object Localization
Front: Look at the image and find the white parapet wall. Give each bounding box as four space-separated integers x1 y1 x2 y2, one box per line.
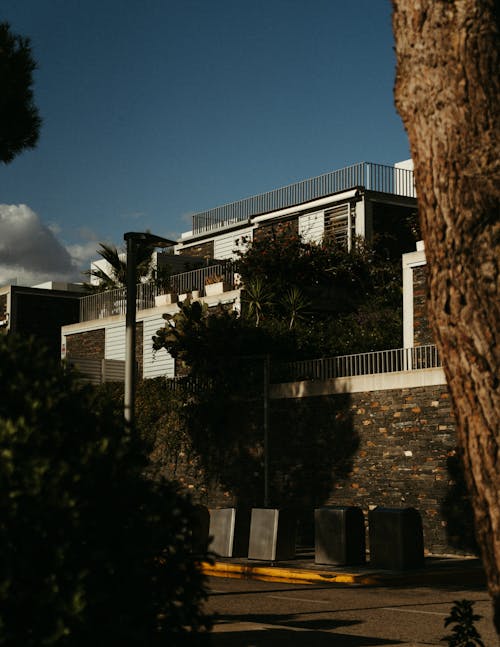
402 241 427 349
270 367 446 400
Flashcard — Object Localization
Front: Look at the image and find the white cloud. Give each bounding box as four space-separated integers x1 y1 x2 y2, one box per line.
47 221 62 235
0 204 81 286
66 241 100 268
0 205 180 288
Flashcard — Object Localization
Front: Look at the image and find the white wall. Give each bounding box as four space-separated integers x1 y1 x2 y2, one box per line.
402 242 426 348
142 314 175 378
395 159 414 171
105 322 125 360
298 210 324 243
214 227 253 260
89 257 118 286
394 159 415 197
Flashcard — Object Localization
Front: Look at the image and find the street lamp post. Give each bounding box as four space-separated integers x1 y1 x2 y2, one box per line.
124 231 175 433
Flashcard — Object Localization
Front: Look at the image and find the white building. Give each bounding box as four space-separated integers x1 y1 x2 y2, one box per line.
63 160 418 381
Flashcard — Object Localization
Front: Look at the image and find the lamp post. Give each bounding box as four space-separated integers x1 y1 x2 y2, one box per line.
124 231 175 433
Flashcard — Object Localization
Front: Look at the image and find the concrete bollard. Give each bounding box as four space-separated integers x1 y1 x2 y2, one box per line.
315 506 366 565
248 508 296 561
369 506 425 570
209 508 251 557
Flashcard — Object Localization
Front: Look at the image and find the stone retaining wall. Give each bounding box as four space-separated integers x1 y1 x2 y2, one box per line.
271 384 473 555
162 380 475 556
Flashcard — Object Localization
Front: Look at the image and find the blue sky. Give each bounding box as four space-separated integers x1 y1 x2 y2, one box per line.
1 0 410 284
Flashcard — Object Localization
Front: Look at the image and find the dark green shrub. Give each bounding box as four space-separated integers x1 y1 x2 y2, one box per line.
0 335 211 646
443 600 485 647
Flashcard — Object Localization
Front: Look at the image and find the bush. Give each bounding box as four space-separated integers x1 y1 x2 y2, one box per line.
443 600 485 647
0 335 211 646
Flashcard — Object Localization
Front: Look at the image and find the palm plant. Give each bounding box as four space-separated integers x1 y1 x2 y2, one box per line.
242 277 274 327
84 242 155 290
280 286 310 329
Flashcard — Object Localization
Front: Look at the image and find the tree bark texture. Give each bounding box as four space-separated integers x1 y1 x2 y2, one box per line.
392 0 500 632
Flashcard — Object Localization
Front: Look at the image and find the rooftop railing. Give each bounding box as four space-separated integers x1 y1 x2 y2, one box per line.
276 344 441 382
192 162 416 235
79 262 234 322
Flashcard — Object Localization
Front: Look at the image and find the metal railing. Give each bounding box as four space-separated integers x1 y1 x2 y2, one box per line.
192 162 416 234
165 375 212 393
169 262 234 295
277 345 441 382
79 262 235 322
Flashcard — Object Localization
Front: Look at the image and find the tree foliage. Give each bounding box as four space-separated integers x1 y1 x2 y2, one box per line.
0 22 41 163
236 233 403 358
84 241 155 290
153 234 403 377
0 335 211 646
152 298 283 379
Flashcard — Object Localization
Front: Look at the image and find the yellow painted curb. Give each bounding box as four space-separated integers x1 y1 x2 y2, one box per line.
201 561 380 586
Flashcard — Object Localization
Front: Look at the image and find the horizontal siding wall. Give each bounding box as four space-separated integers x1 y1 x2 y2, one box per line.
298 210 324 243
214 227 253 260
102 359 125 382
68 357 102 385
105 322 125 360
142 315 175 379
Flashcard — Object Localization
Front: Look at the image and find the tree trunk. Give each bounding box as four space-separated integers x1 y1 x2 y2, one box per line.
392 0 500 633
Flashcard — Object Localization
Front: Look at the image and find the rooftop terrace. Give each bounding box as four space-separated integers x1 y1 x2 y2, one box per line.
191 161 415 235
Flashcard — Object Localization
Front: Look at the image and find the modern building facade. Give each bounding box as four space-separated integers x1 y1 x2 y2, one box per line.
176 160 417 263
62 160 418 381
1 282 84 358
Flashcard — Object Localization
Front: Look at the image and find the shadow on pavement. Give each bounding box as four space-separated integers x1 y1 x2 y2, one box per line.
216 613 360 631
211 627 402 646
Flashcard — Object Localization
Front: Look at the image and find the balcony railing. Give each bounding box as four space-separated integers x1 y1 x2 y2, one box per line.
192 162 416 235
276 345 441 382
79 262 235 322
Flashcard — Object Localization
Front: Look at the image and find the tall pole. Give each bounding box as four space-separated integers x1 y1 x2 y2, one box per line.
123 231 176 434
124 235 137 433
263 354 270 507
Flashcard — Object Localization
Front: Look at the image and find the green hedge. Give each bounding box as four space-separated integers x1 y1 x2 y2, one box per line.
0 335 211 646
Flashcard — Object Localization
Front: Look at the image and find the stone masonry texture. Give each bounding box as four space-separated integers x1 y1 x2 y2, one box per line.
178 240 214 260
66 328 105 359
163 382 475 556
253 217 299 243
309 385 471 556
0 294 6 319
413 265 434 346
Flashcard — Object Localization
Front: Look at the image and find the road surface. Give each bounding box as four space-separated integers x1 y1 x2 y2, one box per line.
206 575 497 646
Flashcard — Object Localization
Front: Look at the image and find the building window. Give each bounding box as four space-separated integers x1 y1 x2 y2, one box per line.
324 203 356 249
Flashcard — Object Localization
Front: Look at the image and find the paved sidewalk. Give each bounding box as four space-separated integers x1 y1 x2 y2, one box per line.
202 551 486 587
